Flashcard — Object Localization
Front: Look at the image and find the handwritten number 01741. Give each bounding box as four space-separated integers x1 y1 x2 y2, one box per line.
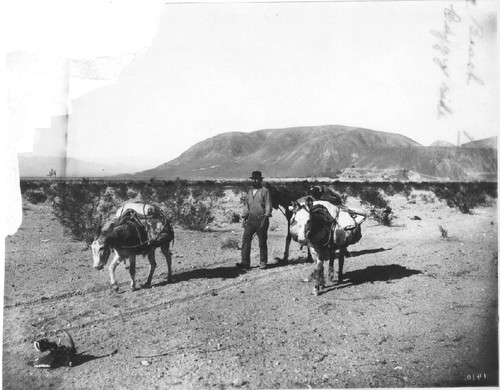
466 373 487 381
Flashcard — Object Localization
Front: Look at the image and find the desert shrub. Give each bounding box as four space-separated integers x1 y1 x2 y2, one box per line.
403 186 413 199
127 188 138 199
231 213 241 223
24 189 47 204
140 181 156 202
114 182 129 200
388 182 406 196
434 184 489 214
160 180 193 222
192 181 225 199
231 186 242 196
359 188 389 209
410 190 436 204
191 184 225 202
155 180 222 230
20 180 42 193
51 179 116 247
126 180 145 195
220 236 240 250
439 225 448 239
421 193 435 203
383 185 396 197
371 207 394 226
160 179 190 203
344 184 359 199
155 181 178 203
240 193 248 207
339 192 348 204
177 199 214 231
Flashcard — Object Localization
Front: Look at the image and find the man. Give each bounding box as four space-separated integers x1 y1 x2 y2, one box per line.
237 171 273 270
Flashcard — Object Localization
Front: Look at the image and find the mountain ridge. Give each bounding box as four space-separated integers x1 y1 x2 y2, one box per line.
140 125 424 178
136 126 496 181
18 127 497 181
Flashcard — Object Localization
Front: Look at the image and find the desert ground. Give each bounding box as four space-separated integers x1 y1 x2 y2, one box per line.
2 189 498 389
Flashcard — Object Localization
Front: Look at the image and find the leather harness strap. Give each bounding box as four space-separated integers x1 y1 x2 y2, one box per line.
308 220 336 248
119 208 171 250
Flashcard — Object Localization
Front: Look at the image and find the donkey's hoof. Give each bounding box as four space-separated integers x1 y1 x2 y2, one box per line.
110 284 119 292
140 282 152 289
313 288 320 296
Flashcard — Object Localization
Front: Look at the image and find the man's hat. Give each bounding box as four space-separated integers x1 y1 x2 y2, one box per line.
249 171 264 180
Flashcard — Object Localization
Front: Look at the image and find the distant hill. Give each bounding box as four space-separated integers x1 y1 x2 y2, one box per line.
18 154 137 177
138 125 422 179
461 136 497 149
19 127 497 182
354 146 497 181
430 140 455 147
135 125 496 181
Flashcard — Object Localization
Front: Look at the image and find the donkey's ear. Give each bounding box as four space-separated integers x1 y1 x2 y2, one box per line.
306 196 314 210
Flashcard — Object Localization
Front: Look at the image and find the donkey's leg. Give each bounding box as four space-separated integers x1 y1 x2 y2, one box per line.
307 247 314 263
282 212 292 263
314 260 325 296
328 249 336 284
160 244 173 282
338 247 346 284
141 249 157 288
283 228 291 263
108 252 123 291
128 254 138 291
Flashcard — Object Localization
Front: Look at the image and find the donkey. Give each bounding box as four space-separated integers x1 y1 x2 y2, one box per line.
92 203 174 292
289 197 364 295
264 182 316 263
265 182 349 263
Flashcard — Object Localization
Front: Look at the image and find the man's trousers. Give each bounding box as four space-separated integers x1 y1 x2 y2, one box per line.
241 215 269 266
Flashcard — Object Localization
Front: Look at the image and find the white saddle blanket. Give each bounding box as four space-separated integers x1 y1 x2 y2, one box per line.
297 198 365 230
116 203 162 219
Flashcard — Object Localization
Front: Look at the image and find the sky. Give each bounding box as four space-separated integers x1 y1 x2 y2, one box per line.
3 0 499 172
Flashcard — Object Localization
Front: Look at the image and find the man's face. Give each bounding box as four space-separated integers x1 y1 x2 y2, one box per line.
252 178 262 188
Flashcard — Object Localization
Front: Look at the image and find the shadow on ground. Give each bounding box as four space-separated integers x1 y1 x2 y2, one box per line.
71 350 118 367
344 264 422 284
272 247 391 266
28 349 118 369
271 257 313 266
153 266 247 286
348 247 390 258
320 264 422 294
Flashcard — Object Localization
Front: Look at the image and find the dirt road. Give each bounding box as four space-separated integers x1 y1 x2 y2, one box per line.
3 194 498 389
